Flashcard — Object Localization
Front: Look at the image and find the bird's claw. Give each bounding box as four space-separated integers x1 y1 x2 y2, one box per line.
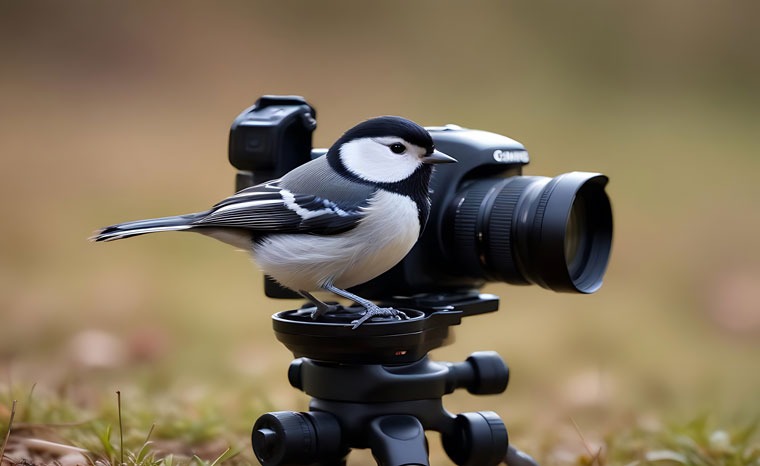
351 307 408 329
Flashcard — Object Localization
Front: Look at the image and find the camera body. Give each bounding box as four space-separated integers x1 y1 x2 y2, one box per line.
229 96 612 302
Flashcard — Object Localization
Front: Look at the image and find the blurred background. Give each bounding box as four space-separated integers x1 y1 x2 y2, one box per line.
1 1 758 464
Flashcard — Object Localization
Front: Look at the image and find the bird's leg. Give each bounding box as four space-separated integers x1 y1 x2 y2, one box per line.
298 290 342 319
321 283 409 329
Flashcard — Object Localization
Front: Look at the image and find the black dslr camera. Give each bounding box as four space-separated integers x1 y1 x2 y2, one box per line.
229 96 612 302
230 96 612 466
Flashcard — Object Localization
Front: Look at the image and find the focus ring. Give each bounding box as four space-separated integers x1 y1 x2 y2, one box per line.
451 181 495 277
486 178 533 283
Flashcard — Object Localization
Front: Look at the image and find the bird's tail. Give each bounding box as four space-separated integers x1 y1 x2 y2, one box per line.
90 213 205 242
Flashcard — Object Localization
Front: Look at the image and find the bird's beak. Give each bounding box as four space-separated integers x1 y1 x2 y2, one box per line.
422 149 457 164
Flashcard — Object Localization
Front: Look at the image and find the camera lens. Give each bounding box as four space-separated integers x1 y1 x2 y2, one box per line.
446 172 612 293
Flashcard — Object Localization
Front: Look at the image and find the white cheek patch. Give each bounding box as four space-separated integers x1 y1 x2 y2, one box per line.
340 138 421 183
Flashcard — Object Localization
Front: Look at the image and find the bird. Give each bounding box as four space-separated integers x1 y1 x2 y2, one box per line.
92 116 456 328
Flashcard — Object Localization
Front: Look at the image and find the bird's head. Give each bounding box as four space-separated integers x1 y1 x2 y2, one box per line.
328 116 456 184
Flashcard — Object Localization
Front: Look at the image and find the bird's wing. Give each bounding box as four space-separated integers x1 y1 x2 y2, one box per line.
193 181 370 235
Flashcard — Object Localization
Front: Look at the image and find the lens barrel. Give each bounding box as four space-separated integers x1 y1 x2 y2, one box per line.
446 172 612 293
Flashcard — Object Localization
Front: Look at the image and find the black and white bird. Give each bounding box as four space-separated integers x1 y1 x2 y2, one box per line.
92 116 456 327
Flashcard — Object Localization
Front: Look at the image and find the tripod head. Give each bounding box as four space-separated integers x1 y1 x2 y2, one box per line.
273 291 498 364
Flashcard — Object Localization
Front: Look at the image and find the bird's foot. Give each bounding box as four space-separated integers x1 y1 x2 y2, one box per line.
351 306 409 329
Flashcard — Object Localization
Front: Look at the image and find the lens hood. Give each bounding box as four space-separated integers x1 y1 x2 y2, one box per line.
521 172 612 293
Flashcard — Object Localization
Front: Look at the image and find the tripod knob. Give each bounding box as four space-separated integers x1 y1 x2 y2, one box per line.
442 411 508 466
447 351 510 395
252 411 344 465
466 351 509 394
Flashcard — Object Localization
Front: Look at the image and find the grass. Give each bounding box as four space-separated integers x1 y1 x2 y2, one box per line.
1 384 249 466
607 418 760 466
2 384 758 465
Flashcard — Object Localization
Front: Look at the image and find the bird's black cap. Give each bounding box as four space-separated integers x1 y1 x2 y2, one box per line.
335 116 435 153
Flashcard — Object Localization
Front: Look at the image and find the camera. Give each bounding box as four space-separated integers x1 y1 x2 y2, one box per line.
229 95 613 301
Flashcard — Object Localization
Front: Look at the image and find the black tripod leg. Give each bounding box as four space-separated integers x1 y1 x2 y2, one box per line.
368 415 429 466
504 444 539 466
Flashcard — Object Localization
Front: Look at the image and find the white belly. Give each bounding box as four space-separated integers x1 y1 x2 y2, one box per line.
251 190 420 291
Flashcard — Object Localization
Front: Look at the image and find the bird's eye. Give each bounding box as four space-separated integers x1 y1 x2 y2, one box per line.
389 143 406 154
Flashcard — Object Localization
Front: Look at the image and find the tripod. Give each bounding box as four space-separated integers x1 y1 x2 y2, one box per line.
251 293 539 466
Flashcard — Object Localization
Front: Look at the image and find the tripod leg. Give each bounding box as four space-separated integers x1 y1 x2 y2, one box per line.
504 444 539 466
368 415 429 466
